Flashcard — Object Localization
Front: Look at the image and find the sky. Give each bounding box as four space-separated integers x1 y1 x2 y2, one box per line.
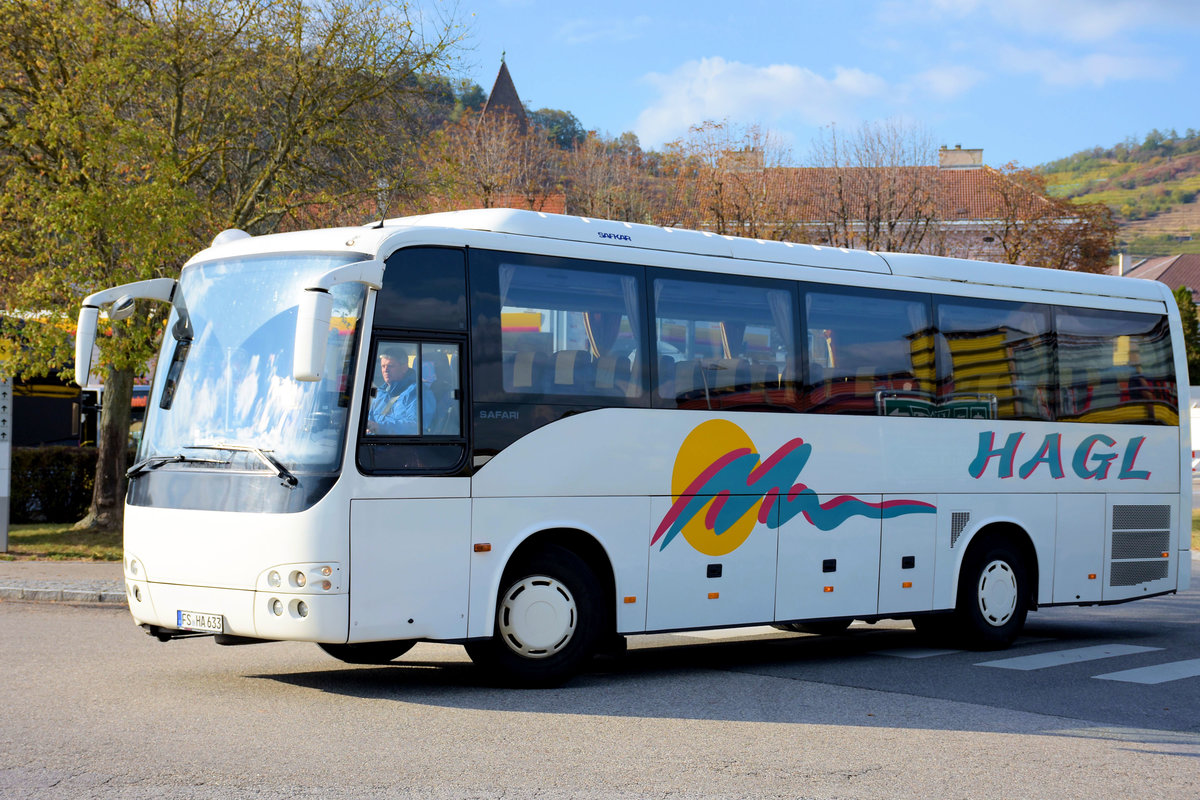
444 0 1200 168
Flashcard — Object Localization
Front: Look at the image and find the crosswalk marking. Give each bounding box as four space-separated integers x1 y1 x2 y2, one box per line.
1094 658 1200 685
976 644 1162 671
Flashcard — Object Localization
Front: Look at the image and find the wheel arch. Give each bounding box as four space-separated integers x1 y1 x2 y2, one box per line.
954 520 1041 611
478 527 617 639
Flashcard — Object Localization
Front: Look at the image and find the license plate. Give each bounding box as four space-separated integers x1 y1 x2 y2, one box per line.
177 610 223 634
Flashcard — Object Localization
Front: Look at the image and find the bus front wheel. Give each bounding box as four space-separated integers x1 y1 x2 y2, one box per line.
465 545 603 687
954 539 1030 650
317 640 415 664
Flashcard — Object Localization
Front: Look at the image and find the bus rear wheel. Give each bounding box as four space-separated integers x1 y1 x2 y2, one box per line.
317 640 415 664
954 539 1029 650
465 545 603 688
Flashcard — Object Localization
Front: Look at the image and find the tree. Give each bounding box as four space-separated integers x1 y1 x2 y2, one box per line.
528 108 585 150
981 163 1116 273
807 120 941 252
0 0 462 530
561 132 653 222
655 120 799 240
1174 286 1200 385
426 108 561 211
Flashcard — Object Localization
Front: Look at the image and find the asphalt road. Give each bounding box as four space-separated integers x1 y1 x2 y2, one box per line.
2 576 1199 800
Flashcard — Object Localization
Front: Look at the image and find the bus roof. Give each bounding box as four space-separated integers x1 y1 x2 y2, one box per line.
190 208 1169 305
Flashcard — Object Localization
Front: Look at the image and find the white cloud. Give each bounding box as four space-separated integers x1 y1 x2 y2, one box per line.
557 15 651 45
996 0 1200 43
634 57 888 147
913 65 984 99
1000 46 1166 87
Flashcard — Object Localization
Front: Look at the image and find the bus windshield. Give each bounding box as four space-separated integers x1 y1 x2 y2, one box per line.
140 252 367 474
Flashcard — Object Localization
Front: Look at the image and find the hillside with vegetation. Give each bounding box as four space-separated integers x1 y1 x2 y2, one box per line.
1041 129 1200 256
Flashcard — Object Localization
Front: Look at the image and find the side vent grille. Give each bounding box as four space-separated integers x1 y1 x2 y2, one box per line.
950 512 970 549
1110 504 1170 587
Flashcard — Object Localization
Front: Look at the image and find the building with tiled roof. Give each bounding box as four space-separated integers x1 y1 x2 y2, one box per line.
1119 254 1200 300
648 145 1061 260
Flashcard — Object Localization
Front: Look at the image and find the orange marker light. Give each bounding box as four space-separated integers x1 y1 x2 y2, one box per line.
473 543 491 553
623 596 637 604
902 581 913 589
823 586 834 593
1088 573 1097 580
1162 552 1170 558
708 592 719 599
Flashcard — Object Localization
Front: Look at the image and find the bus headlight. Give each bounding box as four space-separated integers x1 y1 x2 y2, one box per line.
257 563 342 594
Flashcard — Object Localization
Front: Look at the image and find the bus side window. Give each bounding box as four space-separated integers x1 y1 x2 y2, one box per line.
496 260 646 401
935 297 1054 421
1055 308 1177 425
651 274 798 412
803 285 934 416
358 339 466 473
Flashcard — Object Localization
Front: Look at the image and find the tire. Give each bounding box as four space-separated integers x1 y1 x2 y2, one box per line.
953 538 1029 650
465 545 604 688
317 640 415 665
772 619 853 635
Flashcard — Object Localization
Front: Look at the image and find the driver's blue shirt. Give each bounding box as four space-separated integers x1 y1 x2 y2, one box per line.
368 379 434 435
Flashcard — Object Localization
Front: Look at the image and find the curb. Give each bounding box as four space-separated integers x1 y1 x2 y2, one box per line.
0 585 126 605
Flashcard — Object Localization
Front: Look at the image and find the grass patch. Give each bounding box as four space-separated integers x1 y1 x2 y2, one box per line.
1193 510 1200 552
1 523 122 561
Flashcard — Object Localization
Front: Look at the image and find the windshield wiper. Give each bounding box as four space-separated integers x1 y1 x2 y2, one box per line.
184 444 299 489
126 453 228 479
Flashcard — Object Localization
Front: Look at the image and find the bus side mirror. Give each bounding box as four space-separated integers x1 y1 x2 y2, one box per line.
75 277 177 388
294 289 334 382
75 305 100 387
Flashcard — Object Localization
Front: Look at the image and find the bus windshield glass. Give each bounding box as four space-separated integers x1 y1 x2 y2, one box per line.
140 252 368 474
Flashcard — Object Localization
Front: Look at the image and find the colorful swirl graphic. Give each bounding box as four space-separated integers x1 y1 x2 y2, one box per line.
652 420 936 556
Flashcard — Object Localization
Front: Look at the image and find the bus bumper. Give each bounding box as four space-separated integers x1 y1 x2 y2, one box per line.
126 578 349 643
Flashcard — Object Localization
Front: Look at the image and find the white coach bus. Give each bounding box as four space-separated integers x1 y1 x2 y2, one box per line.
76 209 1192 686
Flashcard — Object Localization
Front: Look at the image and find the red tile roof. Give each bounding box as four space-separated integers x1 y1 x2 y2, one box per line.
1122 254 1200 296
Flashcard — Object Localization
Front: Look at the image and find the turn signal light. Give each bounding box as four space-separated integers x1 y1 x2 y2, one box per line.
708 592 719 599
823 586 834 593
902 581 913 589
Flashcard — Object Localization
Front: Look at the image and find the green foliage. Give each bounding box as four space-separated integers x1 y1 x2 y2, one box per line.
1123 233 1200 256
1041 130 1200 223
528 108 586 150
3 523 122 560
0 0 463 527
455 80 487 115
9 447 98 524
1174 286 1200 385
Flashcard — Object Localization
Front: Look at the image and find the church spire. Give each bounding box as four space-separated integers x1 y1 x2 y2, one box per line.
480 57 528 135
